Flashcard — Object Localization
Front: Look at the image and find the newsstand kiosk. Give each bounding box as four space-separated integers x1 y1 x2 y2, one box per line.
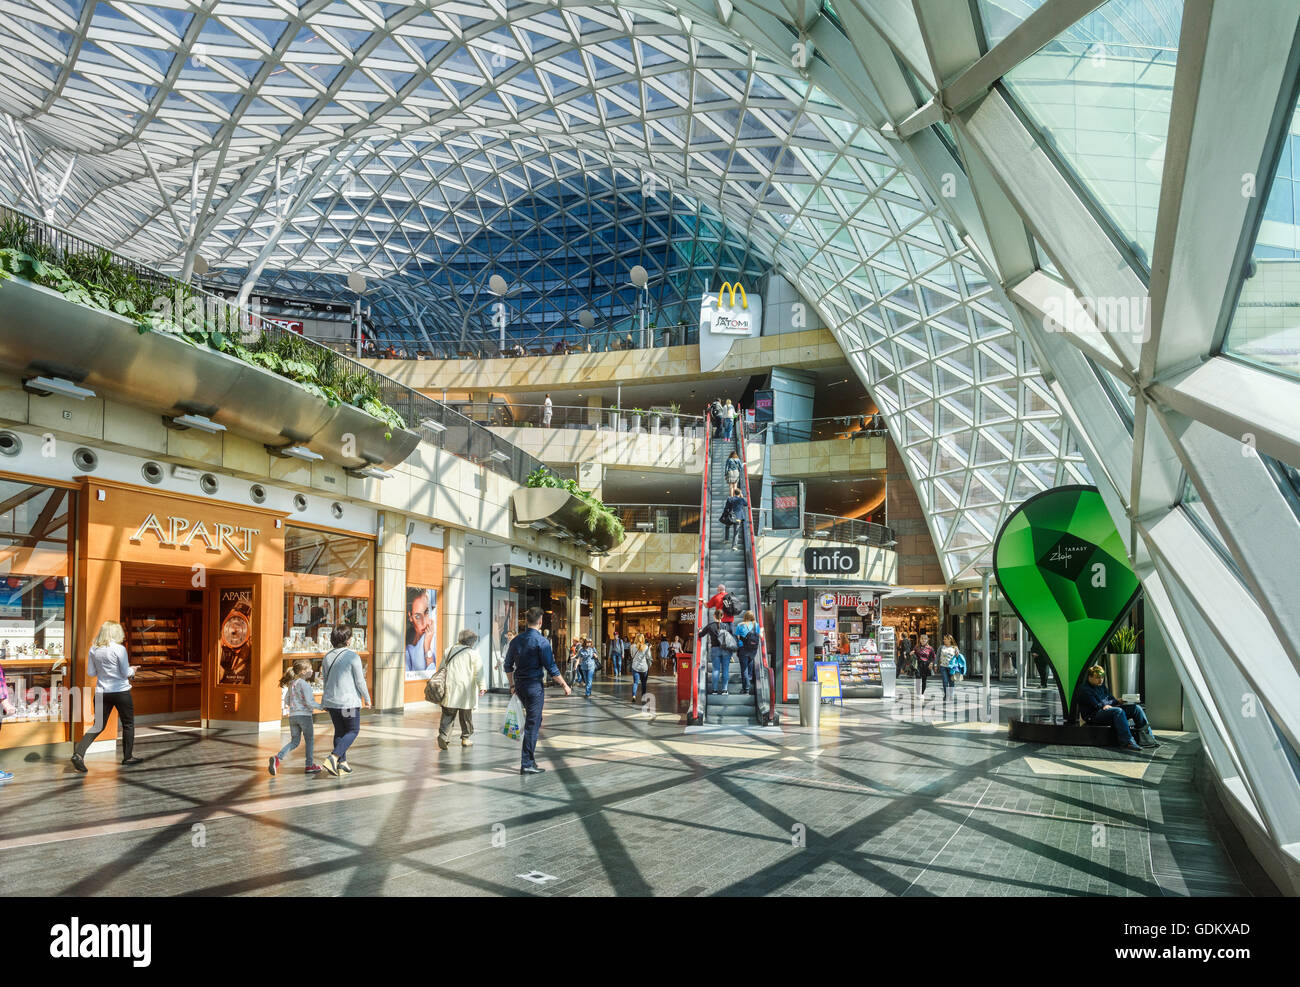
771 582 896 703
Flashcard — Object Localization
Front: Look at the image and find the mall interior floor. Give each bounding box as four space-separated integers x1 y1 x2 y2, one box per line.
0 677 1270 897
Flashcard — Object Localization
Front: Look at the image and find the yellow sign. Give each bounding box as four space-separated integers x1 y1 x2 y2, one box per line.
717 282 748 309
814 661 842 700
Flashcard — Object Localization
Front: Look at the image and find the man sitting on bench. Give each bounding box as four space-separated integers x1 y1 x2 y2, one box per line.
1077 665 1160 754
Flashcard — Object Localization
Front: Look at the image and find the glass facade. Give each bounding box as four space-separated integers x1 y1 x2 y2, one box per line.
0 480 74 743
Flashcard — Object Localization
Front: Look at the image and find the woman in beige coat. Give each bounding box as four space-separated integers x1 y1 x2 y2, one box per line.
438 629 484 750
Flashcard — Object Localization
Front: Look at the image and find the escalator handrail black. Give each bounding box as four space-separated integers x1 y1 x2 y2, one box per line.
734 412 778 725
690 405 712 724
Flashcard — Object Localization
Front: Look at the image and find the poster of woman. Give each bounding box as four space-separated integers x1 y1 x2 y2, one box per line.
404 586 438 678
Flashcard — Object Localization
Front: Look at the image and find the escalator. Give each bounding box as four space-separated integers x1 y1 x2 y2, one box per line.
689 410 778 727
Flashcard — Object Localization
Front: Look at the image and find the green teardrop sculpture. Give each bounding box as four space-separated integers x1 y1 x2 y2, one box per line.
993 486 1140 718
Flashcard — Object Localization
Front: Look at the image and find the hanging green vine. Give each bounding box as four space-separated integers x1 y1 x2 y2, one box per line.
0 221 407 439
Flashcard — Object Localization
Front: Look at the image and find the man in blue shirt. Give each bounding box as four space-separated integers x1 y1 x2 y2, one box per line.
610 632 624 676
504 606 571 774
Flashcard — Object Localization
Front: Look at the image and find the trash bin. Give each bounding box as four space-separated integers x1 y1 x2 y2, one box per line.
799 681 822 727
1106 652 1141 700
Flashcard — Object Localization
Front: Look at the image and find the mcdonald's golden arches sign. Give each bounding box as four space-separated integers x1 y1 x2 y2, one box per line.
699 280 762 370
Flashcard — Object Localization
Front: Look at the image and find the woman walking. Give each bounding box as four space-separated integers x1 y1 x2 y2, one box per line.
320 625 371 777
914 633 936 697
71 620 140 773
938 635 959 701
698 609 738 695
437 630 484 750
722 398 736 441
578 637 598 698
629 633 652 704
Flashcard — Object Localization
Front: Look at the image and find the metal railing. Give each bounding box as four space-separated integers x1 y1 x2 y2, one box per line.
0 204 544 486
605 504 703 534
750 508 894 547
607 503 893 548
460 401 706 434
736 412 777 725
767 413 887 444
690 403 712 724
346 322 700 361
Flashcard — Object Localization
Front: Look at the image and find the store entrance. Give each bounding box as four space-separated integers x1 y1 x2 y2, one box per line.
119 563 205 723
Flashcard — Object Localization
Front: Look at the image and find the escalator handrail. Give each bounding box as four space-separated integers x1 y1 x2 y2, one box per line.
691 405 713 722
734 412 777 725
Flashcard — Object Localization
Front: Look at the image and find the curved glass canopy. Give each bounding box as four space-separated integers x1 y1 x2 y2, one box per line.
0 0 1090 586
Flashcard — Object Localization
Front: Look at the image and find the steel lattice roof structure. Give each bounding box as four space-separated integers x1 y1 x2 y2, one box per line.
3 0 1300 882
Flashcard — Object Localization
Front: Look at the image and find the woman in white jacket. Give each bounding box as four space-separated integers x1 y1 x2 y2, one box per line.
437 629 484 750
71 620 139 772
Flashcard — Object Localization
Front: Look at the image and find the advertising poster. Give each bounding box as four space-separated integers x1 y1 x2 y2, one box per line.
217 587 253 685
292 595 312 624
771 481 803 531
405 586 438 678
339 598 368 628
313 596 335 625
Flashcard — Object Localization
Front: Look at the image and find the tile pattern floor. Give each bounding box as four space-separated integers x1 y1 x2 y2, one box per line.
0 676 1263 896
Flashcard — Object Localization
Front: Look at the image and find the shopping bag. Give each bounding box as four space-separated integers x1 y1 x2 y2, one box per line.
501 694 526 741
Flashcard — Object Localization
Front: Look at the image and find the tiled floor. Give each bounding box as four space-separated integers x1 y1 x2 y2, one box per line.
0 676 1265 896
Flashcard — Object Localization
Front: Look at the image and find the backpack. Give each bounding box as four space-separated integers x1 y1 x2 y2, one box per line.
721 592 741 616
715 623 739 652
424 645 469 706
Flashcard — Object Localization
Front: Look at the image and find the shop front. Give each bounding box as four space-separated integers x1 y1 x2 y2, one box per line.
770 582 894 702
76 478 288 746
0 474 76 750
484 546 573 692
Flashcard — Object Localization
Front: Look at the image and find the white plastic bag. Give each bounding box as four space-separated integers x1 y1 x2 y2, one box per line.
501 694 526 741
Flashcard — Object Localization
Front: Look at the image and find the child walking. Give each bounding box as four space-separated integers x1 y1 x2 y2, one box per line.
270 661 323 775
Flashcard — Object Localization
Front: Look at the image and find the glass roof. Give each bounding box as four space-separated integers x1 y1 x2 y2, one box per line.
0 0 1087 582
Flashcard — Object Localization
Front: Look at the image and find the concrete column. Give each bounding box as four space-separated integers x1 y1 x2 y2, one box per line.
569 568 582 667
586 395 603 428
373 511 408 712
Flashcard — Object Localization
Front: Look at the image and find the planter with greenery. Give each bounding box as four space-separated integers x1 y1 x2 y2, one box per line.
1104 625 1143 699
668 401 681 436
522 466 626 550
0 218 407 439
628 407 644 432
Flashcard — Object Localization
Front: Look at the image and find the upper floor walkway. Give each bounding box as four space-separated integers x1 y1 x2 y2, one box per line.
364 328 847 394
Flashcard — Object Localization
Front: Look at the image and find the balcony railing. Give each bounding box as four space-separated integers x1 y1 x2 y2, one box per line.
606 503 894 546
752 508 894 547
0 204 544 486
763 414 887 444
314 322 700 361
457 402 707 435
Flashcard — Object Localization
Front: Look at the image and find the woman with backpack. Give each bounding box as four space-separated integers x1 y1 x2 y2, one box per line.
724 450 742 488
938 634 960 702
629 633 653 704
436 630 484 750
735 610 759 695
320 625 371 777
698 608 738 695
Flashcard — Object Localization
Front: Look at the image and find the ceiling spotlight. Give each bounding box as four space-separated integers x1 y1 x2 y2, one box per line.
165 413 226 434
24 375 95 400
489 449 510 462
268 444 322 462
418 417 447 433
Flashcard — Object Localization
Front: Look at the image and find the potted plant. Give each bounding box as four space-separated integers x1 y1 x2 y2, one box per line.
629 407 644 432
648 407 662 434
609 406 623 432
668 401 681 436
1105 625 1142 701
